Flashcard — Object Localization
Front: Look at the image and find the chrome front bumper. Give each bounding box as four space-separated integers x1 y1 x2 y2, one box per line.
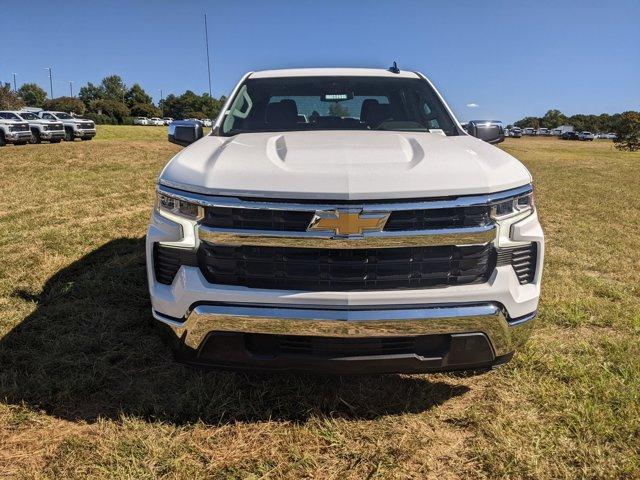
153 302 537 373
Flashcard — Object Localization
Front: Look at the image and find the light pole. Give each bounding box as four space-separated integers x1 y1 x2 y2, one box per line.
159 89 163 116
45 67 53 99
69 81 74 97
204 13 212 97
12 73 17 92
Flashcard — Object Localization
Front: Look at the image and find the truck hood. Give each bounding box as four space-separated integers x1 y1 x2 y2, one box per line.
160 131 532 200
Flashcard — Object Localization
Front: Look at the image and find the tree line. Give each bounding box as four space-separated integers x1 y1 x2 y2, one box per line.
0 76 226 125
511 109 638 134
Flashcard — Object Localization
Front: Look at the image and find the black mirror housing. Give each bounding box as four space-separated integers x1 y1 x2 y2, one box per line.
168 120 204 147
466 120 505 144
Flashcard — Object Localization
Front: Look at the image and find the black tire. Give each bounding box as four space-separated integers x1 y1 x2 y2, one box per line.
0 131 5 147
50 139 62 143
15 141 28 146
65 128 74 141
81 137 92 141
30 130 41 144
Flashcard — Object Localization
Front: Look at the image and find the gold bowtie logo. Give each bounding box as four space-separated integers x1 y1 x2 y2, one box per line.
308 210 390 236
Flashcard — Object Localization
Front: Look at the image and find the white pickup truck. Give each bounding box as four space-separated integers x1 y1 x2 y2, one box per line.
147 68 544 374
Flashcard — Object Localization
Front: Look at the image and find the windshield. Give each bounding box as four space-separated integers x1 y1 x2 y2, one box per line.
55 112 73 119
1 112 23 121
19 112 38 120
220 76 459 136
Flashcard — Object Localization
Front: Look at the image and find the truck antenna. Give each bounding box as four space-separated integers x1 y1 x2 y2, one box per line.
388 61 400 74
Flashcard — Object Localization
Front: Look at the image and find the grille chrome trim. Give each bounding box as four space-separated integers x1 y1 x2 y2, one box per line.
157 183 533 212
198 224 496 249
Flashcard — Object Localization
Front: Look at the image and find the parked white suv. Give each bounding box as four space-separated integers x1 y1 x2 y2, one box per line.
134 117 150 126
0 111 33 146
16 111 65 143
38 111 96 141
149 117 164 126
147 68 544 374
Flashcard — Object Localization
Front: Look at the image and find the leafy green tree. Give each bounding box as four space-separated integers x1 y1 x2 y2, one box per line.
514 116 540 129
125 84 153 109
613 111 640 151
329 102 350 117
541 109 567 129
43 96 85 115
91 99 130 123
17 83 47 108
130 102 161 118
79 82 104 107
0 83 25 109
161 91 225 120
101 75 127 102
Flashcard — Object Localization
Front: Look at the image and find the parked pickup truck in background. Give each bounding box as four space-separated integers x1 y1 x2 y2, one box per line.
16 111 65 143
38 111 96 141
0 111 33 146
147 67 544 374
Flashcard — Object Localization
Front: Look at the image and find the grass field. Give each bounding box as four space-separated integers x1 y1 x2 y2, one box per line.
0 126 638 479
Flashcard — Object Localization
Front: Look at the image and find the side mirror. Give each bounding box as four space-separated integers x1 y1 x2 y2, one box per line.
466 120 505 144
168 120 204 147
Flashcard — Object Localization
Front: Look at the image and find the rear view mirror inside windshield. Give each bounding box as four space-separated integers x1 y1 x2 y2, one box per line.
321 92 354 102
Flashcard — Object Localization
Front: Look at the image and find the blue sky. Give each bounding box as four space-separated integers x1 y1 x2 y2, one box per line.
2 0 639 123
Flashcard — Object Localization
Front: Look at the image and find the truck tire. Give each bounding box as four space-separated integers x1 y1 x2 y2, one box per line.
30 130 41 144
15 141 28 146
50 139 62 143
0 132 5 147
81 137 92 141
65 128 74 141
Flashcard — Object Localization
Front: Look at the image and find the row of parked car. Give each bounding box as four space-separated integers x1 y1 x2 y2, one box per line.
0 110 96 146
505 126 616 141
133 116 214 127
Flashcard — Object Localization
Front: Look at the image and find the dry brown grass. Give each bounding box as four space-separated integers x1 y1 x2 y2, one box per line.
0 129 638 479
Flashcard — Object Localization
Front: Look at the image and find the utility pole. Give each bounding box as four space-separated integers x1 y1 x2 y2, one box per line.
159 89 164 116
204 13 212 97
12 73 17 92
69 81 74 97
45 67 53 99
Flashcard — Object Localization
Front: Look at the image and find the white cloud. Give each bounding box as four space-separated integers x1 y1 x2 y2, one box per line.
466 102 479 108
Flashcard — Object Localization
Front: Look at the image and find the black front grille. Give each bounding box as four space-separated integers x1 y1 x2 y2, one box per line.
245 333 450 358
496 243 537 284
12 123 29 132
197 243 495 291
385 206 491 230
204 207 312 231
203 204 493 232
80 122 93 129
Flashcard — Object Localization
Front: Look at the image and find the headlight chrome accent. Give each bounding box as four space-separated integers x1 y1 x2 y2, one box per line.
157 192 204 221
491 190 534 220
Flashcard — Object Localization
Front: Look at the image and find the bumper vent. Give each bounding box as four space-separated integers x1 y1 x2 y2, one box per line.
153 244 197 285
497 243 538 284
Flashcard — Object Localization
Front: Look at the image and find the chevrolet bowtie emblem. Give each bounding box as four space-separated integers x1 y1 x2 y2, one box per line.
307 209 390 236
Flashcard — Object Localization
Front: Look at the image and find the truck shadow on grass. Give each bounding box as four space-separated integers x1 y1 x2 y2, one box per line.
1 238 469 424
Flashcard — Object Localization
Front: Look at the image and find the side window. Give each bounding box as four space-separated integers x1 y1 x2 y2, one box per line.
43 114 54 120
0 113 7 119
222 85 253 134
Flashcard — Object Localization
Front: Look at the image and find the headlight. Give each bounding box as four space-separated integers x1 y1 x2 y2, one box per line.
491 190 534 220
157 192 203 220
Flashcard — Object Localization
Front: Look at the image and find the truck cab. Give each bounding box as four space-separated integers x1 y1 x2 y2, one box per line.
147 67 544 374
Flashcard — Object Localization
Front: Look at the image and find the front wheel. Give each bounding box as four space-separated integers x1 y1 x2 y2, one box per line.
50 139 62 143
15 141 28 146
65 128 74 141
81 137 93 141
0 132 5 147
30 131 41 144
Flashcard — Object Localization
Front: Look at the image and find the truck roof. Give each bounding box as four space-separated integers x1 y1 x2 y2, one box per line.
249 68 421 79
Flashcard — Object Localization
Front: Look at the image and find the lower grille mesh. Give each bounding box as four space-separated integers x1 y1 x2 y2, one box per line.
197 243 495 291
